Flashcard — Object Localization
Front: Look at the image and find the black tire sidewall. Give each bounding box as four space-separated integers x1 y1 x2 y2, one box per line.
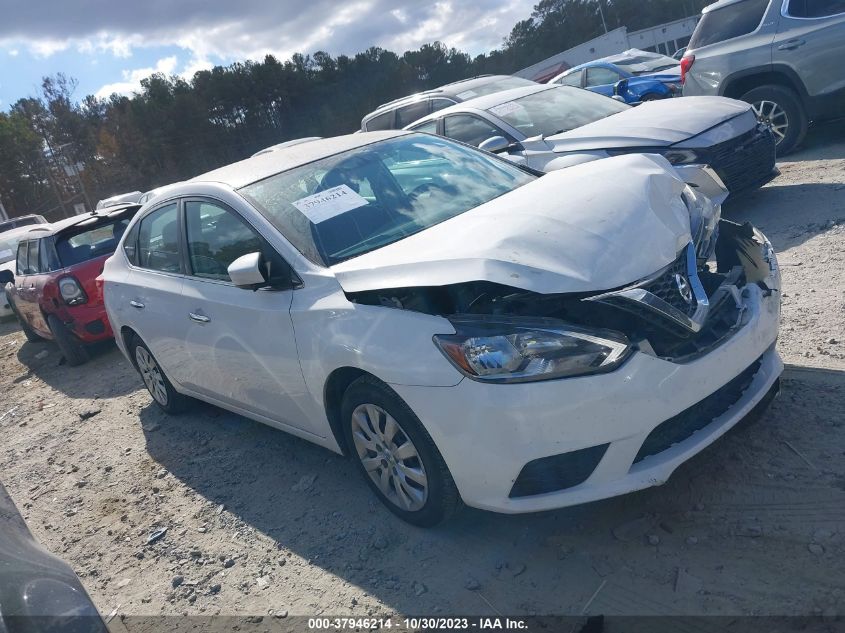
341 377 458 527
741 85 807 156
130 334 188 414
46 314 88 366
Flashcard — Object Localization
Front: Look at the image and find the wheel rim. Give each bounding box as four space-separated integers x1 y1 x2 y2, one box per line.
135 346 168 406
751 100 789 144
351 404 428 511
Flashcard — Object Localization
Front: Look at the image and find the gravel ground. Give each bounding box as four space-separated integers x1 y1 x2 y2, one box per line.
0 121 843 624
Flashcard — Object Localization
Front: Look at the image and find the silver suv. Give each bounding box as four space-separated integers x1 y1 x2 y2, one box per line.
682 0 845 155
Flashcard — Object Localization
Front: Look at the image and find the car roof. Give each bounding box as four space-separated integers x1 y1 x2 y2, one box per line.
364 75 516 118
25 204 140 239
192 130 408 189
408 84 554 126
0 225 48 241
566 49 672 73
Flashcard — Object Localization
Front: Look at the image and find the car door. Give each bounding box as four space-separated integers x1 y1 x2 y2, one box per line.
15 239 50 336
178 198 316 434
584 66 622 97
27 238 53 335
121 201 191 382
774 0 845 103
11 241 33 324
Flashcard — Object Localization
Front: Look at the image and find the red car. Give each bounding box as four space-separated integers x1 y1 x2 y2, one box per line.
1 204 141 365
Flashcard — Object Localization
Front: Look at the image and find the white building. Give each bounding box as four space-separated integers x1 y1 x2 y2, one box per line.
515 16 699 82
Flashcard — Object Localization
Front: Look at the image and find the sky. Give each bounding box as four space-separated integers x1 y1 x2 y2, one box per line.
0 0 537 108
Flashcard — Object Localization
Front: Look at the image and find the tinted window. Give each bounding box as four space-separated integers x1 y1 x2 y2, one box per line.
239 135 534 267
410 120 439 134
363 111 394 131
585 66 622 87
430 98 455 113
464 77 536 98
137 203 181 273
16 242 28 275
557 71 582 87
486 86 629 138
688 0 769 48
787 0 845 16
443 115 508 147
26 240 41 274
55 217 132 267
396 101 430 127
185 201 263 281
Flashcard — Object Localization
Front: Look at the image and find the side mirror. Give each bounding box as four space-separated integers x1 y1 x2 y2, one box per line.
613 79 629 96
479 136 511 154
228 252 267 290
0 270 13 286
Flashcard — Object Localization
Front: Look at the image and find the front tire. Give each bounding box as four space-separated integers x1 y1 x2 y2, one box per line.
46 314 89 366
741 85 807 156
130 335 190 414
341 376 460 527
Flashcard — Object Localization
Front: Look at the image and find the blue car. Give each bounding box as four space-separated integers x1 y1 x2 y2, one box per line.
549 49 682 104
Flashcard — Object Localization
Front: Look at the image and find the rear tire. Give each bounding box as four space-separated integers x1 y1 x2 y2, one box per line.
741 85 807 156
46 314 89 366
341 376 460 527
130 334 190 414
8 298 42 343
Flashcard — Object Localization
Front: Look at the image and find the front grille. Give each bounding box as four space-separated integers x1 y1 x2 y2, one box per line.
642 254 697 318
510 444 609 498
633 355 762 464
707 126 777 195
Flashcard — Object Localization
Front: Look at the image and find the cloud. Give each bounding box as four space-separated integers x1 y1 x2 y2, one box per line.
0 0 535 64
94 55 179 98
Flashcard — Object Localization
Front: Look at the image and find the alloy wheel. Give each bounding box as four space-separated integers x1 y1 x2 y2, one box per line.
135 346 168 406
751 100 789 144
351 403 428 511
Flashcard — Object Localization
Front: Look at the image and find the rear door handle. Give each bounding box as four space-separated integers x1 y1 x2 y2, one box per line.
188 312 210 323
130 300 145 309
777 39 805 50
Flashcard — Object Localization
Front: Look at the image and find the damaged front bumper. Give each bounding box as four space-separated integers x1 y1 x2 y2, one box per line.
391 231 782 514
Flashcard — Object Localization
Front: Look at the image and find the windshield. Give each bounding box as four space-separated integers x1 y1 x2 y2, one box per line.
55 212 135 267
613 55 679 75
0 233 25 264
239 134 536 267
460 77 536 99
486 86 629 138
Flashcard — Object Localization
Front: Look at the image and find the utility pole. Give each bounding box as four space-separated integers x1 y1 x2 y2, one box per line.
0 195 8 221
598 0 609 34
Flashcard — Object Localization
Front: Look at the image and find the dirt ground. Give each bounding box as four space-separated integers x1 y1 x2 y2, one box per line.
1 122 844 624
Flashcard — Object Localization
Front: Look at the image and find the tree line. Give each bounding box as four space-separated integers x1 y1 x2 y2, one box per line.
0 0 709 219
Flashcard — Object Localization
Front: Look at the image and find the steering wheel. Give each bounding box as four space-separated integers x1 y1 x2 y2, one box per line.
408 181 458 201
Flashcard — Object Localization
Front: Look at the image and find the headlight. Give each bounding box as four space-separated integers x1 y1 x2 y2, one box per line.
606 148 699 165
683 184 721 260
433 318 630 383
59 276 87 305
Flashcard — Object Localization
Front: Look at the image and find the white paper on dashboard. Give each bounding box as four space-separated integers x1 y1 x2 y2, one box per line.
292 185 369 224
488 101 525 118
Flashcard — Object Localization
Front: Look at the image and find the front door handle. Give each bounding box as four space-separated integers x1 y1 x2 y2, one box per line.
188 312 210 323
130 300 145 309
777 39 805 50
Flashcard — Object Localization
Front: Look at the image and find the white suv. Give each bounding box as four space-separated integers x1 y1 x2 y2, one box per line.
103 131 783 526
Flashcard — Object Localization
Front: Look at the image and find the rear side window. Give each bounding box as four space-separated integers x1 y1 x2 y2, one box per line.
689 0 769 48
137 203 181 273
786 0 845 16
16 242 29 275
363 111 394 131
185 201 262 281
410 119 439 134
26 240 41 274
396 101 430 128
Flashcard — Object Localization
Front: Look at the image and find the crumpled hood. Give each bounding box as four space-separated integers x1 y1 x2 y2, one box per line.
331 154 691 295
546 96 751 151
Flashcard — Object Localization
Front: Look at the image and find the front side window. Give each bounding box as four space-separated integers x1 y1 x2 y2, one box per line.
443 115 509 147
688 0 769 48
486 86 629 138
239 134 535 267
557 71 583 87
0 233 25 266
467 77 536 98
137 203 181 273
786 0 845 16
185 201 263 281
585 66 622 87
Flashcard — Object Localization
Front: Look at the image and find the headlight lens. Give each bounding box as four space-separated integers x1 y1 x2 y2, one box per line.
683 184 721 260
606 148 699 165
433 319 630 383
59 276 87 305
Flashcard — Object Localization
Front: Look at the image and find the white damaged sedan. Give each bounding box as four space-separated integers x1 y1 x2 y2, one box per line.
103 131 782 526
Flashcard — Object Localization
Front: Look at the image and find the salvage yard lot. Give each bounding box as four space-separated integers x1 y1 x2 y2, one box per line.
1 122 844 621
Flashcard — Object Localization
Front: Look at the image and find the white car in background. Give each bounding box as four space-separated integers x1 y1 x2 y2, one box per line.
407 84 779 200
102 131 782 526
